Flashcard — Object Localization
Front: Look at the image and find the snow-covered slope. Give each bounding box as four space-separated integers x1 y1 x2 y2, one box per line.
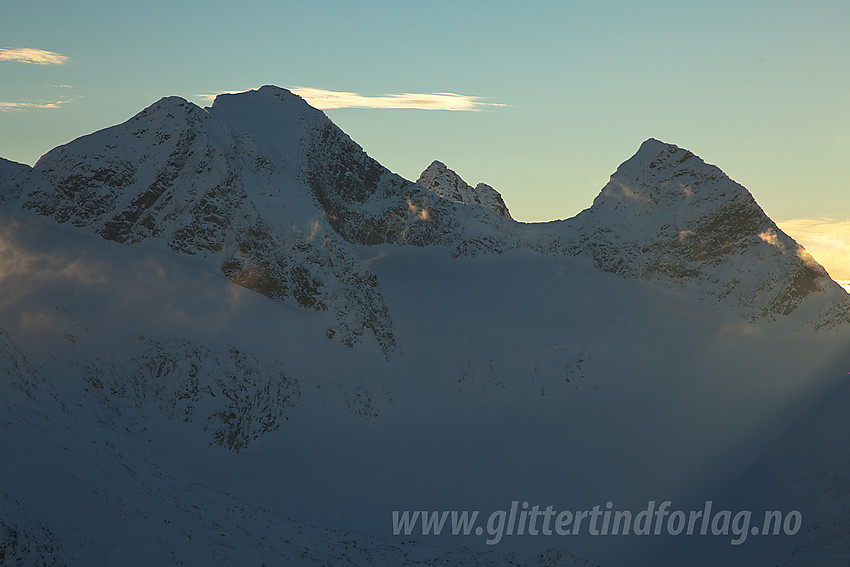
1 86 850 566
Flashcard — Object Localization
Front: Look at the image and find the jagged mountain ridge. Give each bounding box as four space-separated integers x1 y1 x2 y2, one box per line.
3 85 848 349
415 141 849 327
417 160 513 219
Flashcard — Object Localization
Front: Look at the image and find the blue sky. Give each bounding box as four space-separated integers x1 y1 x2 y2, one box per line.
1 0 848 280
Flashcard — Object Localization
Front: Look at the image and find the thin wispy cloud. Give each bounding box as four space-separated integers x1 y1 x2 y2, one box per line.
0 47 69 65
290 87 505 111
194 90 247 104
777 218 850 282
0 100 71 112
194 87 504 111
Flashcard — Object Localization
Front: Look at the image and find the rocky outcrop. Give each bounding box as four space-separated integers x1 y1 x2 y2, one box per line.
83 336 300 452
417 160 512 219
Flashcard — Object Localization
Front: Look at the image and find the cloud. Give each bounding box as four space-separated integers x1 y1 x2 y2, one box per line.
717 321 762 339
289 87 505 111
605 178 651 203
0 220 108 310
777 218 850 281
0 99 71 111
194 87 505 111
194 90 247 104
758 227 785 251
364 250 387 266
0 48 68 65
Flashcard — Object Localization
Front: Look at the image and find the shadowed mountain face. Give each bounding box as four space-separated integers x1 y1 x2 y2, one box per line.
0 157 30 206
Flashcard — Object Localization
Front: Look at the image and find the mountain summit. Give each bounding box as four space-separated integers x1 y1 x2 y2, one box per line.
563 138 847 325
19 87 401 354
3 86 848 337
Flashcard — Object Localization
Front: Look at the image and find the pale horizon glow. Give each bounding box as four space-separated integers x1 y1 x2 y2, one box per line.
777 218 850 283
0 47 68 65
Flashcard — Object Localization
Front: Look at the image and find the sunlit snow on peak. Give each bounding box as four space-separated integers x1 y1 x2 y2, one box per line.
758 227 784 250
406 196 431 221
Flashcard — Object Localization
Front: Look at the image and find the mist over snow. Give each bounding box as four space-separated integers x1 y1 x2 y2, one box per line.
1 86 849 566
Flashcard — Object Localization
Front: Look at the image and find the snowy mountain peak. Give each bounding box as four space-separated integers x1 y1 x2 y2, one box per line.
128 95 208 127
220 85 302 103
568 138 848 326
417 160 512 219
208 86 326 127
578 137 769 245
3 89 847 335
593 138 747 213
16 87 401 356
